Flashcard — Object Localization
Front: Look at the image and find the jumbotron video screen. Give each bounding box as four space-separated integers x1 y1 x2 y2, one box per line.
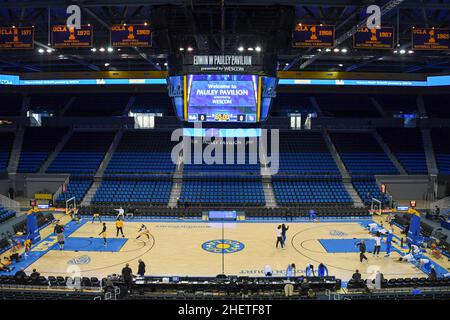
186 74 259 123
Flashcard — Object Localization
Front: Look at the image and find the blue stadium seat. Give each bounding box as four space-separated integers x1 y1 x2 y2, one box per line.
378 128 428 174
272 179 352 205
18 127 68 173
47 131 115 175
92 179 172 205
330 132 399 175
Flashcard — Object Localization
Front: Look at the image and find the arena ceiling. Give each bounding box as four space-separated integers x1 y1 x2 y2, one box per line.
0 0 449 73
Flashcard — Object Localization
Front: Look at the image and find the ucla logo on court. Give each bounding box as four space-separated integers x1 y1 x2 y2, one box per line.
67 255 91 265
329 230 348 237
202 239 245 254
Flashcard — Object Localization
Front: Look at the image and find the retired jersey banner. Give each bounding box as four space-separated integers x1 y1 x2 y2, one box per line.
293 24 334 48
51 25 93 48
110 24 152 47
0 27 34 49
354 27 394 49
412 28 449 50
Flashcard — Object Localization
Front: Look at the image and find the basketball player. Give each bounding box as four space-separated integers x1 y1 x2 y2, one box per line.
23 238 32 257
136 224 150 240
115 207 125 220
276 225 284 249
116 218 125 238
384 230 393 257
356 240 368 263
305 264 315 277
99 223 107 246
57 232 65 250
373 232 382 256
92 212 102 223
281 224 289 247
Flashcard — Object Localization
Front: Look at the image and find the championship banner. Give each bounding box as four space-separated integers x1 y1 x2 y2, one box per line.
110 24 152 47
293 24 334 48
412 28 449 50
354 27 394 49
51 25 93 48
0 27 34 49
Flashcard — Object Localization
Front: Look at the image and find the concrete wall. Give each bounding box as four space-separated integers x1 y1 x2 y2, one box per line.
375 175 431 201
8 173 69 199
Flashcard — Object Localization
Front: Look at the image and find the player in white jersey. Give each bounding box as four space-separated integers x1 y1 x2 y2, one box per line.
114 207 125 220
136 224 150 240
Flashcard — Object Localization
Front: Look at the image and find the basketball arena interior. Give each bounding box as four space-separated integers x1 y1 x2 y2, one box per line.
0 0 449 305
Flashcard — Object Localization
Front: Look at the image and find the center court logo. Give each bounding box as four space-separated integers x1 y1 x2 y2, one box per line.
202 239 245 254
67 255 91 265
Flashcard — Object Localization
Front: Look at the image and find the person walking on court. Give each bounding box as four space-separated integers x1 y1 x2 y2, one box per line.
373 232 382 257
276 225 284 249
385 229 393 257
121 263 133 294
357 239 368 263
99 223 107 246
136 224 150 240
281 224 289 247
116 218 125 238
137 259 146 277
57 232 65 250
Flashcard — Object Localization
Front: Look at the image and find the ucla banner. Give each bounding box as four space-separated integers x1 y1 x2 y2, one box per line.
354 27 394 49
111 24 152 47
293 24 334 48
52 25 93 48
0 27 34 49
412 28 449 50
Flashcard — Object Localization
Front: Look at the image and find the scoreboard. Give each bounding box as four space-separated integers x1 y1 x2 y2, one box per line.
0 27 34 49
185 74 260 123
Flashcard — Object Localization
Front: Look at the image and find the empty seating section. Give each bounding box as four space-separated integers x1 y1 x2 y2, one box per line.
183 138 260 175
0 132 14 172
18 127 68 173
47 131 115 175
106 131 176 175
277 131 339 175
92 179 172 205
64 93 130 117
0 93 23 116
180 179 265 206
330 132 398 175
0 205 15 224
132 93 173 114
423 94 450 118
55 179 92 205
28 93 71 113
378 128 428 174
352 177 389 205
270 93 312 116
374 94 418 115
273 179 352 205
431 129 450 174
315 94 381 118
